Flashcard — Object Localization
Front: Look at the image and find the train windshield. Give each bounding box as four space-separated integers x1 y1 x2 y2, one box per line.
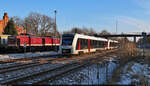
62 34 74 46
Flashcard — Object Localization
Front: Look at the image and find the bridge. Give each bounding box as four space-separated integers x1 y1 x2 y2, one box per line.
94 32 150 43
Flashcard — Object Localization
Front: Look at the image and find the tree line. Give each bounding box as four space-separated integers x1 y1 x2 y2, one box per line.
3 12 59 37
63 27 111 36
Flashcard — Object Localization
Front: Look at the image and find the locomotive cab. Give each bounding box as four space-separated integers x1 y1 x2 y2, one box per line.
0 35 10 49
59 34 74 55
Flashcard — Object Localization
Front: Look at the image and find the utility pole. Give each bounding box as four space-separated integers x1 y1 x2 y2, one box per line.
116 19 118 34
54 10 57 51
142 32 146 57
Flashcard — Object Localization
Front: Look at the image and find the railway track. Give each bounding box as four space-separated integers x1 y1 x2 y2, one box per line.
17 50 116 84
0 49 117 85
0 57 57 69
0 50 106 70
0 54 59 64
0 56 68 74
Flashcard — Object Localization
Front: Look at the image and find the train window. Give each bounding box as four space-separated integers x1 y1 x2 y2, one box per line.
62 38 73 45
82 39 84 49
76 38 79 50
96 41 98 48
98 41 100 48
96 40 98 48
94 40 97 48
96 41 99 48
81 39 85 49
83 39 88 49
93 40 95 48
90 40 92 48
90 40 94 48
100 41 103 48
62 34 74 46
3 39 5 45
92 40 95 48
81 39 83 49
94 40 96 48
76 38 88 50
111 42 113 47
85 39 88 48
105 42 108 47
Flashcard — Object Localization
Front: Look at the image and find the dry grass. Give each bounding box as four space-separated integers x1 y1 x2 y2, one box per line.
120 42 137 56
131 75 149 86
108 41 141 84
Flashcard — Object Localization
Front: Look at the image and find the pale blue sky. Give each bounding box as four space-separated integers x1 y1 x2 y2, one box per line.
0 0 150 33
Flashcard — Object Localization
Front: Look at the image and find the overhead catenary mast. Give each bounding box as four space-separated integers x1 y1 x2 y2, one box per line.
116 19 118 34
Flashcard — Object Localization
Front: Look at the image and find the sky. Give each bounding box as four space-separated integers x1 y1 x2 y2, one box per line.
0 0 150 34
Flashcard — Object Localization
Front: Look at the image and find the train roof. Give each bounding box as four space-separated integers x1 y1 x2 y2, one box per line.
62 33 119 42
62 33 108 41
75 33 108 41
108 39 118 43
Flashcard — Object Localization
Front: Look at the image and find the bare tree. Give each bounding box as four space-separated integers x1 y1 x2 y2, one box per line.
63 27 97 36
88 28 96 35
99 30 111 35
23 12 59 37
11 16 24 27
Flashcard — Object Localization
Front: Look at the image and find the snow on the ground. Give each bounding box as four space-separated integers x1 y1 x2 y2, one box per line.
118 61 150 85
0 51 58 61
48 58 118 85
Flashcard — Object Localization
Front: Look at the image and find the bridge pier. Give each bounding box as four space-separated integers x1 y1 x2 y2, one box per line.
133 36 136 43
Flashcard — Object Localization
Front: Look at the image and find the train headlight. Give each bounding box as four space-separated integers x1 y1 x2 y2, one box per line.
62 49 71 53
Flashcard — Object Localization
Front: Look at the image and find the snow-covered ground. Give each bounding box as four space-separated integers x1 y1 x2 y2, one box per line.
0 51 58 61
118 61 150 85
47 58 118 85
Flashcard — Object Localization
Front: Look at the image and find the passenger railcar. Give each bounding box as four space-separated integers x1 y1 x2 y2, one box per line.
59 33 119 55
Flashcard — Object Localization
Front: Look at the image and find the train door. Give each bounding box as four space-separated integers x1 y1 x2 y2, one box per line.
42 38 45 50
42 38 45 46
109 41 111 49
29 36 31 52
17 38 20 47
88 39 90 52
103 41 105 49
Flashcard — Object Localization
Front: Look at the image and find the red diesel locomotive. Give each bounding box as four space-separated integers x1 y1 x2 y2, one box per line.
7 34 60 52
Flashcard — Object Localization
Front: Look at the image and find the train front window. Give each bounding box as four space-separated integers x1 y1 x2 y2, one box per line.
62 34 74 46
62 38 73 45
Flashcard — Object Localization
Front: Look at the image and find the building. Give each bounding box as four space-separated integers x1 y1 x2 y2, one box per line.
0 13 26 35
